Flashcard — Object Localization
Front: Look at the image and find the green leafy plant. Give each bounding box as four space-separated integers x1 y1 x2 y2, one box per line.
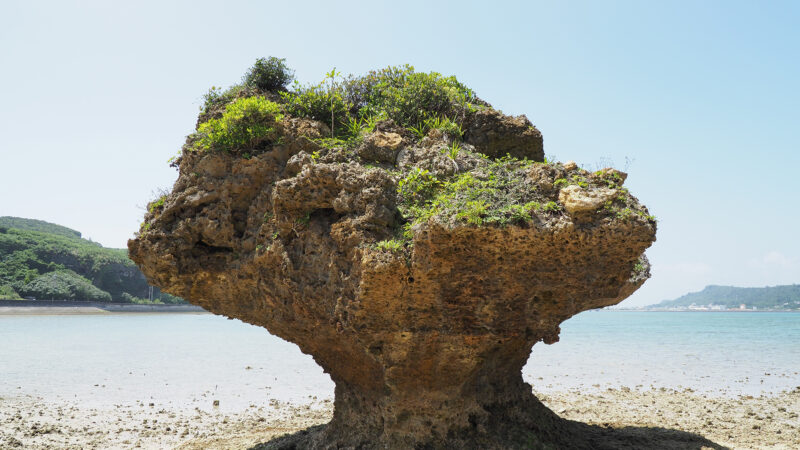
425 116 464 139
242 57 294 91
442 141 461 171
345 116 362 138
456 200 488 225
200 84 246 114
194 96 284 153
397 168 439 205
542 201 561 212
325 68 342 137
345 65 476 128
360 113 384 133
524 201 542 211
148 195 167 213
375 239 403 252
408 124 426 139
571 174 588 188
445 142 461 161
500 204 532 223
616 207 634 220
280 80 351 136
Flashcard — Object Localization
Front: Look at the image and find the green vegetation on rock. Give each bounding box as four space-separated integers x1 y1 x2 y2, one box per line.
0 217 185 303
275 64 477 139
242 56 294 92
173 58 653 258
188 61 479 159
397 156 542 236
340 64 477 129
194 96 284 153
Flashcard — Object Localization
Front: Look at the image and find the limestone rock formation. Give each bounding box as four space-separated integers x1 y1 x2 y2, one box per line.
129 61 656 448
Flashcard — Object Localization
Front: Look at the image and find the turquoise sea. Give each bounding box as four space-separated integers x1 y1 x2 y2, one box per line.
1 311 798 412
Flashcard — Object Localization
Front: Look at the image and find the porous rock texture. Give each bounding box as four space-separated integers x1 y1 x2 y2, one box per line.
130 90 656 449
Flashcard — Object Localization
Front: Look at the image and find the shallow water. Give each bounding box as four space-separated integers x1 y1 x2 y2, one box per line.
524 311 800 396
1 311 798 412
0 313 332 412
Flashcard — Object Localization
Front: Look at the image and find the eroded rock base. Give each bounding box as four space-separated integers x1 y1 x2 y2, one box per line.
256 388 728 450
257 392 567 450
257 367 662 450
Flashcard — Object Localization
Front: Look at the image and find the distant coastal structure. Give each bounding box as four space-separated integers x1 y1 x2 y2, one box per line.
646 284 800 311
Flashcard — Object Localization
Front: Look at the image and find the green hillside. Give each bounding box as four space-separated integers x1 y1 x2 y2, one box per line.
0 216 183 303
652 284 800 310
0 217 82 239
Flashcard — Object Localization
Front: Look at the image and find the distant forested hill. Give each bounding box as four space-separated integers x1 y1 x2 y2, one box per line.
0 217 183 303
0 217 83 239
653 285 800 310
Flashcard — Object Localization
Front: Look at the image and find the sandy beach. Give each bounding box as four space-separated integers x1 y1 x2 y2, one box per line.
2 387 798 449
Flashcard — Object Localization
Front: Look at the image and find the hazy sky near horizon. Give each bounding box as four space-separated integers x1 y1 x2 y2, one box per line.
1 0 798 306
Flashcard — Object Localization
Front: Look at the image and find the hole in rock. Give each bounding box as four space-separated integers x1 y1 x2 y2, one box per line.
232 209 248 238
310 208 343 228
194 240 233 254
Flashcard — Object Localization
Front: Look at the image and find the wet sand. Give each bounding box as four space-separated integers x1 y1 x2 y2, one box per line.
2 387 798 449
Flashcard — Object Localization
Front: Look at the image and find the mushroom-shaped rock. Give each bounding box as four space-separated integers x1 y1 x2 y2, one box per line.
129 62 656 449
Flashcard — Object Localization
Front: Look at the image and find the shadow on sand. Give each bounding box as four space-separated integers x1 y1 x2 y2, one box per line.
251 418 728 450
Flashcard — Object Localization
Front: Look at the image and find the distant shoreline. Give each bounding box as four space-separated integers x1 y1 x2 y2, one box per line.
614 308 800 313
4 303 799 316
0 299 206 315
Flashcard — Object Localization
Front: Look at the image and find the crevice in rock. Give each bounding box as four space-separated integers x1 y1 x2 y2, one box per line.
194 240 233 254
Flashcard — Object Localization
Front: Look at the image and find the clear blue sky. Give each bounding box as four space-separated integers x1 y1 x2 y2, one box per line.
1 0 798 306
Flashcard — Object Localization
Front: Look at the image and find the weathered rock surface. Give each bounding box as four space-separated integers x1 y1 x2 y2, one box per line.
130 85 656 448
463 108 543 161
559 185 618 215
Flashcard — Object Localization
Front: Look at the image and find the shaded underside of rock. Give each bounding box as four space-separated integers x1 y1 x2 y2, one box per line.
129 73 656 448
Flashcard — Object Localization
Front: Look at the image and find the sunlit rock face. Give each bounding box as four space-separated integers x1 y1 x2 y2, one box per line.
129 65 656 448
